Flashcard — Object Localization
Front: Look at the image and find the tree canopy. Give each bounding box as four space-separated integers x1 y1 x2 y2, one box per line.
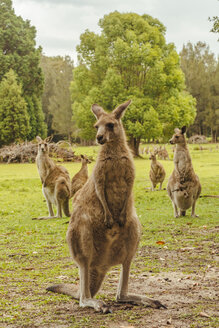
0 69 29 146
40 55 74 140
0 0 46 141
180 42 219 141
71 11 196 154
209 15 219 39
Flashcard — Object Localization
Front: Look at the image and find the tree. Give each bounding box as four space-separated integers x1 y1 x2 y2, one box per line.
40 55 74 140
71 12 196 155
209 15 219 38
0 69 29 145
0 0 46 139
180 42 219 141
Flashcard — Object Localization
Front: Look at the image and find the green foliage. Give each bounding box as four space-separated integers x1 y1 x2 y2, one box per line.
71 11 196 152
180 42 219 141
25 94 47 139
209 15 219 37
0 69 29 145
40 55 74 139
0 0 46 140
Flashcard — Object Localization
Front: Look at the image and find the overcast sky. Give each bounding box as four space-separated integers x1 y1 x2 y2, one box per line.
13 0 219 64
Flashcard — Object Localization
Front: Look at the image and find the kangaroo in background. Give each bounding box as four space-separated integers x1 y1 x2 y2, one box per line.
33 136 71 220
47 100 165 313
157 146 170 160
149 149 166 191
71 154 91 197
167 126 201 217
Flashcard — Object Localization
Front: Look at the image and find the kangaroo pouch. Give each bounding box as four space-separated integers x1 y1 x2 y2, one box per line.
174 190 193 210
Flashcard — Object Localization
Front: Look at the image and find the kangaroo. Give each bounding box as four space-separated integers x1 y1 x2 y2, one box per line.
71 155 91 197
33 136 71 220
149 150 166 191
167 126 201 218
46 100 165 313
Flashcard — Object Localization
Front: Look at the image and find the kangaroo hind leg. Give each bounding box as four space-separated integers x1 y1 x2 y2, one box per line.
116 259 166 309
79 263 110 313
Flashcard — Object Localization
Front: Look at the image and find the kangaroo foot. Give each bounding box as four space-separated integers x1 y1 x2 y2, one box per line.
32 215 60 220
80 298 112 314
117 294 167 309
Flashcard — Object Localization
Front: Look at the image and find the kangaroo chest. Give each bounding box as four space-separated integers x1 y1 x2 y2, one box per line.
174 150 191 174
104 157 133 188
104 157 134 213
36 157 48 183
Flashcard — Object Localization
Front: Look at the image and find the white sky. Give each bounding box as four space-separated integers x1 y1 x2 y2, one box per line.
12 0 219 64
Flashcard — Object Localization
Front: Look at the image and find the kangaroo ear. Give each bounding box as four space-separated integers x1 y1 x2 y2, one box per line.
91 104 105 119
174 128 181 134
36 136 42 143
45 135 53 143
113 100 132 119
181 126 187 134
80 154 84 159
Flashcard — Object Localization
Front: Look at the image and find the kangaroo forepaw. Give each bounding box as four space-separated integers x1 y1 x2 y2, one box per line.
117 215 126 227
104 213 114 229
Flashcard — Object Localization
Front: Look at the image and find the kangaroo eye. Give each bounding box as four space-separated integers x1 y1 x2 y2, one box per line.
175 136 179 138
94 125 98 130
106 123 114 130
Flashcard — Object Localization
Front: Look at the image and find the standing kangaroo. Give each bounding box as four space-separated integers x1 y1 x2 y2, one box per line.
167 127 201 217
33 136 71 220
149 150 166 191
47 100 165 312
71 155 91 197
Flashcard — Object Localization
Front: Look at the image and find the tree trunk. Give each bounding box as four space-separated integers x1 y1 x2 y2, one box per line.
211 129 217 143
128 137 140 157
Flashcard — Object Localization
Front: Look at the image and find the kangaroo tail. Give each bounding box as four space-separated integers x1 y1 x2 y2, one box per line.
63 198 71 217
46 284 79 299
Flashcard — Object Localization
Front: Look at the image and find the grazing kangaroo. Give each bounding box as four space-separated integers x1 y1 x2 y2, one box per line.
47 100 165 313
33 136 71 220
149 150 166 191
158 146 169 160
71 155 91 197
167 126 201 218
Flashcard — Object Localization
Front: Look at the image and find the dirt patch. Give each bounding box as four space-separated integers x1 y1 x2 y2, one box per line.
1 244 218 328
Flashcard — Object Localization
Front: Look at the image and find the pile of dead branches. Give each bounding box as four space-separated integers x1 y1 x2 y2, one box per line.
0 141 82 164
188 135 208 144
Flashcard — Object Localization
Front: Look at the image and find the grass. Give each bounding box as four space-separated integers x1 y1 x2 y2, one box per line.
0 143 218 327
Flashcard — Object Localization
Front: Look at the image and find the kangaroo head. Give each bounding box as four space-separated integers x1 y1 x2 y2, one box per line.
91 100 131 145
36 135 53 154
149 149 157 160
81 154 91 165
169 126 187 145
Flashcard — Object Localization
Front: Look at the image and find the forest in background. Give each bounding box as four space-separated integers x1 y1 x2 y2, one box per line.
0 0 218 155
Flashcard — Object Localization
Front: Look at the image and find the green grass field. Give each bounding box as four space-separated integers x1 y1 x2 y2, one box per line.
0 144 218 327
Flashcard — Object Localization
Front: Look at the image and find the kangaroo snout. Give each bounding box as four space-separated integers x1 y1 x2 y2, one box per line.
169 139 174 144
97 135 104 144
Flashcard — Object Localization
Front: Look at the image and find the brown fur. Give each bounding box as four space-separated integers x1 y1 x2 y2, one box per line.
157 146 170 160
149 150 166 191
71 155 90 197
33 136 71 220
167 127 201 218
46 100 165 312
